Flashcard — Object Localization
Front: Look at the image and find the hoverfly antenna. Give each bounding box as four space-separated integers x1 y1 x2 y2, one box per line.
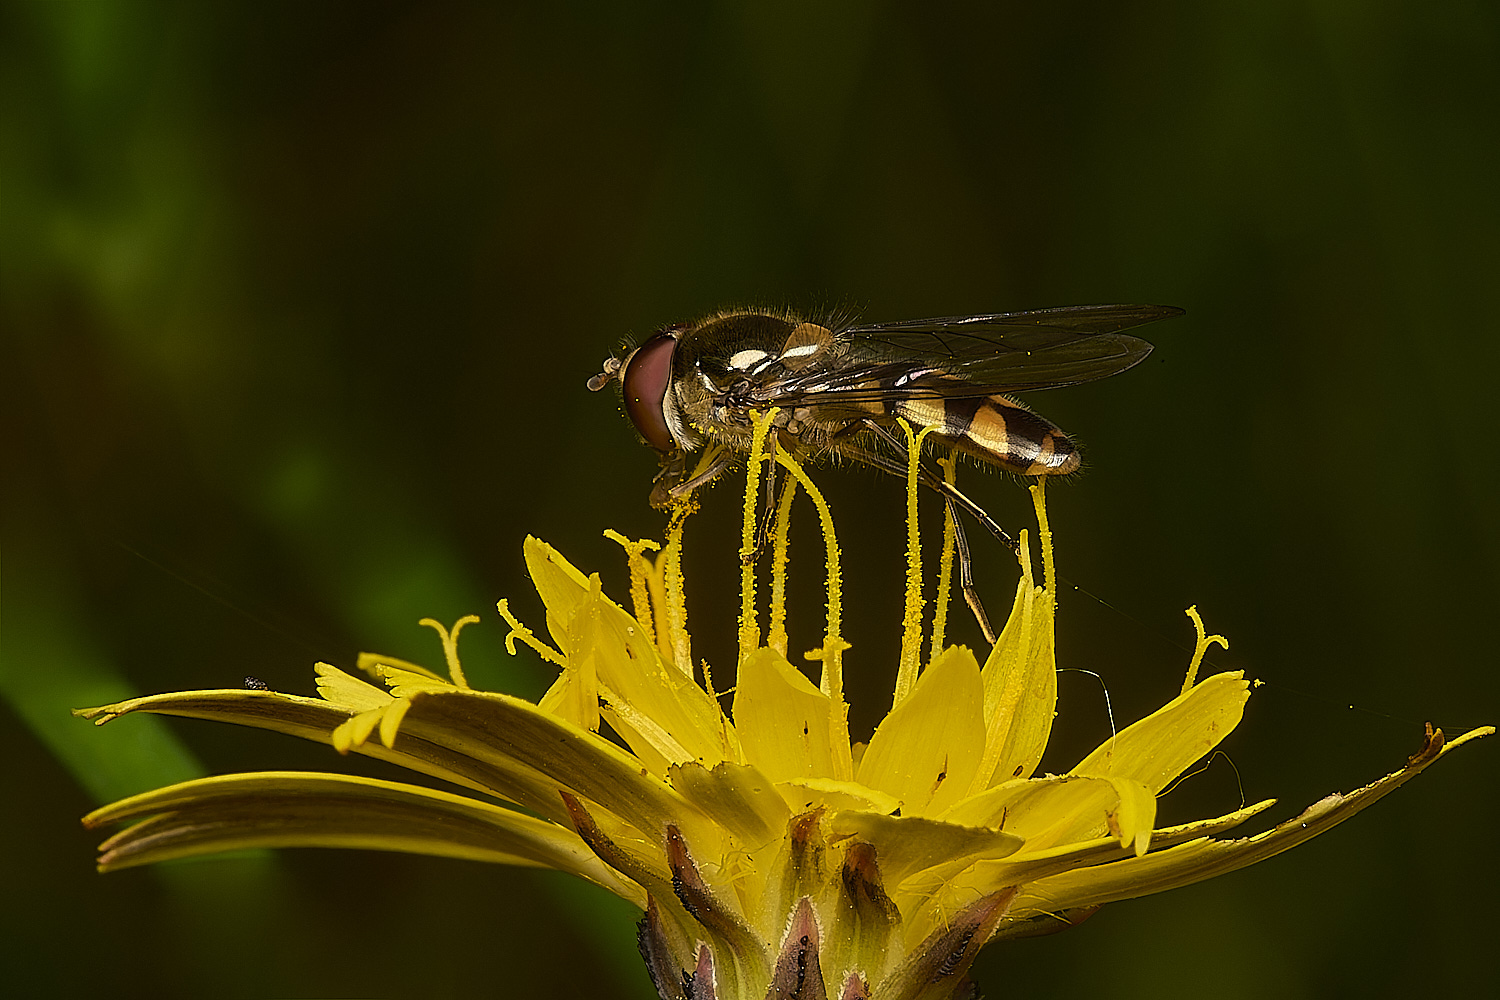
587 356 623 392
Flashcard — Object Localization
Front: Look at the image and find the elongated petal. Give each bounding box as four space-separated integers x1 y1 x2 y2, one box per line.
1010 726 1492 920
314 662 394 710
538 604 600 732
1070 670 1249 792
83 771 644 904
977 574 1056 787
857 646 985 816
733 647 836 784
77 690 579 823
902 797 1277 945
600 682 689 776
1151 798 1277 848
939 775 1124 849
398 688 724 856
896 833 1126 948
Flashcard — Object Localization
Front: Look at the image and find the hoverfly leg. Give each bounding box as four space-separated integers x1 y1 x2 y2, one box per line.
742 435 783 565
947 495 998 645
936 479 1020 555
853 418 1020 553
847 417 1015 644
665 446 735 500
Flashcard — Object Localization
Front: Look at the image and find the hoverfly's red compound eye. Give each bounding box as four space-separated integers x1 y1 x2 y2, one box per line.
621 332 678 451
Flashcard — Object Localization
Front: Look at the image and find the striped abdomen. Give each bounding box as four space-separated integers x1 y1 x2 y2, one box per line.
895 396 1080 476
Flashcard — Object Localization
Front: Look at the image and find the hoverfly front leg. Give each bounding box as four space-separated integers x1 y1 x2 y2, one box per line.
653 443 736 509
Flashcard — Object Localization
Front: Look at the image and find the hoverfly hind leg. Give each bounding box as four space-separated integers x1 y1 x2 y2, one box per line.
852 417 1020 554
847 417 1011 644
947 495 998 645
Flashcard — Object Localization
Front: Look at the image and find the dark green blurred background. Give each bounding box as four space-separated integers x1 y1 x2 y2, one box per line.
4 2 1496 997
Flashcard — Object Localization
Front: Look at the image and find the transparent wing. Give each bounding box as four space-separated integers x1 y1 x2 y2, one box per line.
749 304 1181 406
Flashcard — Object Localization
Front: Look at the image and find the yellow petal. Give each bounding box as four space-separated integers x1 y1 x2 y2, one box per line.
732 646 836 783
828 810 1024 885
313 662 392 712
526 538 739 766
76 689 617 826
538 601 601 733
355 652 446 684
940 774 1151 854
976 575 1056 788
667 761 790 848
83 771 645 905
598 684 686 776
332 706 385 753
524 535 592 656
899 831 1123 935
772 778 900 816
857 645 985 817
1105 776 1156 857
1151 798 1278 848
1008 725 1492 921
1071 670 1249 792
399 687 722 853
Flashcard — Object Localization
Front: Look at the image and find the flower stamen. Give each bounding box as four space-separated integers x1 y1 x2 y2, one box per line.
1181 605 1229 694
896 418 939 705
739 408 779 664
604 529 662 653
1029 478 1055 595
496 598 565 666
930 452 959 663
662 499 696 675
418 614 480 688
767 475 799 658
774 449 852 780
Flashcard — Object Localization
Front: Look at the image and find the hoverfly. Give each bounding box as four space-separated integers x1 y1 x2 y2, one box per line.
588 304 1183 641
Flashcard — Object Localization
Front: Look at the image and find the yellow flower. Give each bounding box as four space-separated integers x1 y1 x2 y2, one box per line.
78 425 1490 1000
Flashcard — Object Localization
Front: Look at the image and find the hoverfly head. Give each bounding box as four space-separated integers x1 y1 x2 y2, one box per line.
603 329 680 453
